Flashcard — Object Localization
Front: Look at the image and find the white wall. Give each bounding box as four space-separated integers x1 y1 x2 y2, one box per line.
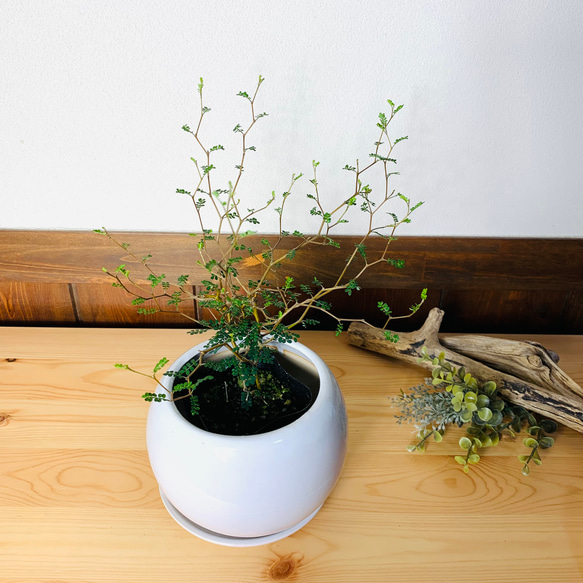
1 0 582 237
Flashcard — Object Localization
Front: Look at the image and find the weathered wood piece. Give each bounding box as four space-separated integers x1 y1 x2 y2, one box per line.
440 335 583 401
347 308 583 434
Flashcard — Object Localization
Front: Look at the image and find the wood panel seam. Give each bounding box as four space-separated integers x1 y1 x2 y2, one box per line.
68 283 81 324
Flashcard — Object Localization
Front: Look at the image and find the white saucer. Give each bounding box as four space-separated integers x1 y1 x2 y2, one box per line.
159 489 321 547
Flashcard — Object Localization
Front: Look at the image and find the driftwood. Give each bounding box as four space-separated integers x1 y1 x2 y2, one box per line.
347 308 583 434
440 335 583 401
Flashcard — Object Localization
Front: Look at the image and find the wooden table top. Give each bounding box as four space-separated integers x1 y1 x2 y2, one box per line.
1 327 582 583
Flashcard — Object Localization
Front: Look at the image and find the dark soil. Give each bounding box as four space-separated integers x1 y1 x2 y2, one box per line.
172 354 316 436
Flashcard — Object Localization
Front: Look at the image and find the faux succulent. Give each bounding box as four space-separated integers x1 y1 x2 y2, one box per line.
394 347 558 475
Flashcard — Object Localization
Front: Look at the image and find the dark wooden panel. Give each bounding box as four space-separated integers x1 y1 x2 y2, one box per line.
562 291 583 334
1 230 581 290
439 290 569 334
0 230 424 287
290 288 442 332
74 283 197 327
0 282 76 324
423 238 583 290
1 230 582 333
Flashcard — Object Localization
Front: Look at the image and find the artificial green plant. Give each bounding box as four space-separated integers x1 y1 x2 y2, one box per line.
395 347 558 476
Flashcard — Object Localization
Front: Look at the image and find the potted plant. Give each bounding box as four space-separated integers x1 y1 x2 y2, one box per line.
96 76 425 546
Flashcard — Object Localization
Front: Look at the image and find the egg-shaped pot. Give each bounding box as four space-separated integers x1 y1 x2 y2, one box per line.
146 339 347 547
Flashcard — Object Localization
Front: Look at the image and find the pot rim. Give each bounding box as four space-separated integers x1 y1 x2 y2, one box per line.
157 339 333 441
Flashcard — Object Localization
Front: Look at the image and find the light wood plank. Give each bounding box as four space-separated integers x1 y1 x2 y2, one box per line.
0 328 582 582
0 326 211 360
2 326 582 378
1 447 580 516
0 401 147 449
2 394 583 453
0 449 159 508
0 509 581 583
0 359 152 401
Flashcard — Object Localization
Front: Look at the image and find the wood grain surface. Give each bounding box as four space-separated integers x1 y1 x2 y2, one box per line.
0 282 77 323
1 328 582 582
2 230 583 332
2 230 582 290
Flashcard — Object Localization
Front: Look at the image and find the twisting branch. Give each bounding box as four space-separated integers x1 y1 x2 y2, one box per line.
97 77 425 403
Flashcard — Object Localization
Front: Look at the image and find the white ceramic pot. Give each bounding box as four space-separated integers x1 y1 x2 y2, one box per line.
146 339 347 546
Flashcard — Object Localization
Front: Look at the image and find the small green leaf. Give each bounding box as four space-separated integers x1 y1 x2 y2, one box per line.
153 357 169 374
384 331 400 343
476 394 490 408
522 464 531 476
190 395 200 415
433 431 443 443
539 436 555 449
454 456 466 465
540 419 558 433
460 410 473 423
468 454 480 464
489 410 504 426
477 407 493 422
482 381 497 395
459 437 472 450
523 437 539 448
